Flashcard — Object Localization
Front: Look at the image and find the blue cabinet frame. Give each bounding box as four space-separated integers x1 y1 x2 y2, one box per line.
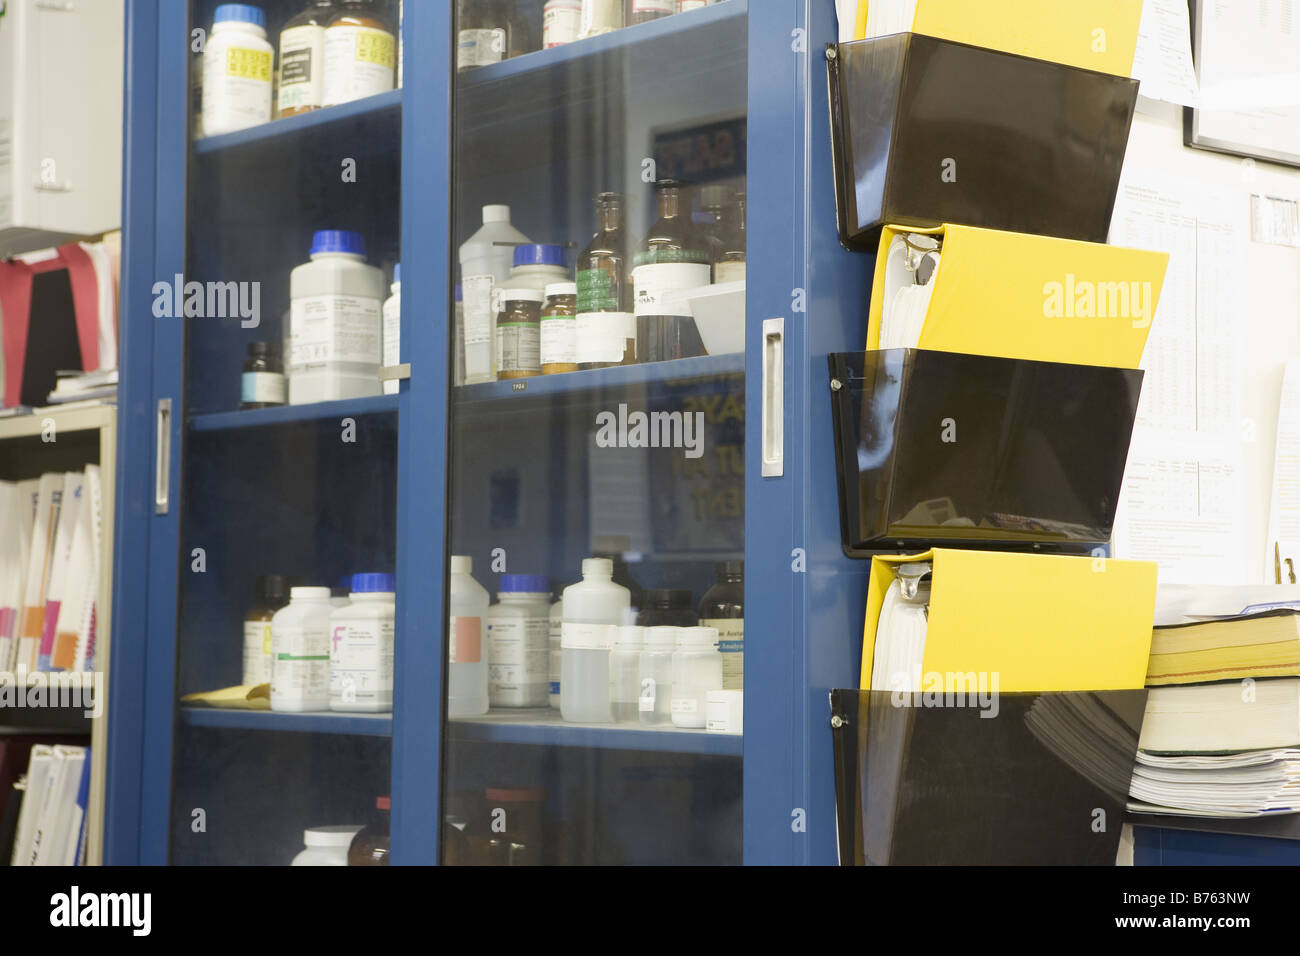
103 0 882 866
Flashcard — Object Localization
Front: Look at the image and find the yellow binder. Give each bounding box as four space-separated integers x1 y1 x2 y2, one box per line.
866 223 1169 369
860 548 1157 691
854 0 1144 77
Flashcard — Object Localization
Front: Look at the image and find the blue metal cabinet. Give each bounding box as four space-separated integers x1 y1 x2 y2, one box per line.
107 0 870 865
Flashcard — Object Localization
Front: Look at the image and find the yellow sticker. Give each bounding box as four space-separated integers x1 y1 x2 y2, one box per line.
355 29 396 67
225 47 272 82
261 623 272 655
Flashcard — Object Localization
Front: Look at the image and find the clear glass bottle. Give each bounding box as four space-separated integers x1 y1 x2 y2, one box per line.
715 190 746 283
638 626 677 725
576 192 635 370
634 179 710 363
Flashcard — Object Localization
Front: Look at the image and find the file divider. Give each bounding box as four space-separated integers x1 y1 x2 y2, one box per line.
827 33 1139 249
828 350 1143 556
831 688 1148 865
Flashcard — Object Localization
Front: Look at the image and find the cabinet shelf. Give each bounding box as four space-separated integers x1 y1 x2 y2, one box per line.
188 394 399 432
454 353 744 406
179 707 393 737
192 89 402 156
449 711 742 756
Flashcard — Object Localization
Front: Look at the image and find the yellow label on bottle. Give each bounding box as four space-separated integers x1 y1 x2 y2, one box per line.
261 622 273 655
225 47 272 82
355 29 396 67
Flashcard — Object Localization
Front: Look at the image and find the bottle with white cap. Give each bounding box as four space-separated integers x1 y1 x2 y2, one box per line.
638 626 677 725
670 626 722 729
458 205 531 384
609 625 645 722
448 555 490 717
291 825 364 865
560 558 629 723
202 4 274 137
271 586 334 712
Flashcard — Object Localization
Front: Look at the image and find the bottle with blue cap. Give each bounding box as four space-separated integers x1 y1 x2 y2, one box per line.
507 244 571 293
487 574 552 708
329 572 396 713
201 4 274 137
288 229 385 404
382 264 401 395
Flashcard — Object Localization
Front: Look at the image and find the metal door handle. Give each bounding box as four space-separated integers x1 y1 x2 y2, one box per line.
762 317 784 477
155 399 171 515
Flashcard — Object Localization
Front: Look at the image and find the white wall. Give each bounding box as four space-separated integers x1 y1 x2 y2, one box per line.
1122 99 1300 583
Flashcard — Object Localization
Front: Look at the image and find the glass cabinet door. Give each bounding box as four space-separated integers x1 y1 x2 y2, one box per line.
442 0 747 865
166 0 403 865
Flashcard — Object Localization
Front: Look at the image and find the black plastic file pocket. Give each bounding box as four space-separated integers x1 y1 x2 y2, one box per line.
830 688 1149 865
826 33 1139 250
828 349 1143 556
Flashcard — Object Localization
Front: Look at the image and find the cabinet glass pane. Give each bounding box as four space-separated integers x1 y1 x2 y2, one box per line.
170 0 402 865
443 0 747 865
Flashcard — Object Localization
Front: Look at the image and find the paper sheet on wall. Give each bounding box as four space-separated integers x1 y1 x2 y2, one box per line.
1265 359 1300 582
1109 175 1247 584
1130 0 1199 106
1191 0 1300 161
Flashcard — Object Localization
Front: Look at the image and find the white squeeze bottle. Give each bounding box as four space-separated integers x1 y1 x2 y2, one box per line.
289 230 385 404
458 205 530 384
448 555 490 717
560 558 629 723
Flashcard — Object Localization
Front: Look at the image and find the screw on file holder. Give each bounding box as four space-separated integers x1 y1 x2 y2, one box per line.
830 714 847 729
896 562 931 601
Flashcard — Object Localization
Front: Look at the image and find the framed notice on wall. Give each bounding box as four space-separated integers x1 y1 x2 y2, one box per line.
1183 0 1300 168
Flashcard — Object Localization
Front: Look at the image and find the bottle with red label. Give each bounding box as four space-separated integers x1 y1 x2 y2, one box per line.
448 555 490 716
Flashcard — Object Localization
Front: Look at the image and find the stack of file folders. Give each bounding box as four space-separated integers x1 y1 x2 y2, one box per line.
1128 585 1300 819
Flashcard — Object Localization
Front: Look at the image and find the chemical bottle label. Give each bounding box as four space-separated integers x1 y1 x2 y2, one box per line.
574 311 633 364
714 260 746 284
632 263 711 317
290 294 382 368
543 2 582 48
561 621 616 650
271 624 330 701
278 24 325 111
448 616 482 664
701 617 743 690
499 323 540 374
241 371 287 404
639 677 657 712
223 47 273 82
632 0 678 14
671 696 699 714
576 267 620 313
330 619 395 699
540 315 577 366
457 28 506 69
242 621 272 686
323 26 396 105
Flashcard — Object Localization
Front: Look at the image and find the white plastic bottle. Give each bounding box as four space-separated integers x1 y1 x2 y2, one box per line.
548 597 562 708
560 558 629 723
639 626 677 725
382 264 401 395
448 555 490 717
487 574 551 708
271 586 333 712
671 626 722 729
609 625 645 722
329 572 395 713
291 826 363 865
201 4 274 137
458 205 531 384
506 245 570 294
288 230 385 404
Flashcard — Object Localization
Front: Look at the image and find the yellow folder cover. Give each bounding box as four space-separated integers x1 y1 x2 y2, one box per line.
866 223 1169 369
859 0 1144 77
860 548 1157 691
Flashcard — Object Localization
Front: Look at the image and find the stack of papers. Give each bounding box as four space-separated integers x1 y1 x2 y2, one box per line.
1130 750 1300 818
44 368 118 406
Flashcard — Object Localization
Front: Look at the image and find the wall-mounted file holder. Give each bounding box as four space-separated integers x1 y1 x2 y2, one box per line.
828 349 1144 555
831 688 1148 865
827 33 1139 249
